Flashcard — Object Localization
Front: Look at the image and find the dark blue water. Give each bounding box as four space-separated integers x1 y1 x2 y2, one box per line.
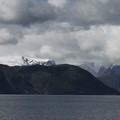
0 95 119 120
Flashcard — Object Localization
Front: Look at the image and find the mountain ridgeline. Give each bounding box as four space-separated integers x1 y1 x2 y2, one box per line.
98 65 120 92
0 64 118 95
79 63 120 92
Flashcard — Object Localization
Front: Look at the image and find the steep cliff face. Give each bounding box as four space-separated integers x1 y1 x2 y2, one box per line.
98 64 120 92
0 70 14 94
0 64 118 95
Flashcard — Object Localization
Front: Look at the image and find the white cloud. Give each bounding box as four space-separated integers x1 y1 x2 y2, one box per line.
9 23 120 64
0 0 56 25
48 0 67 8
75 25 120 63
39 45 62 59
0 28 20 45
0 0 120 65
1 21 120 65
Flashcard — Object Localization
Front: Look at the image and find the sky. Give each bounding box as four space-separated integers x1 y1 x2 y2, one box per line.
0 0 120 65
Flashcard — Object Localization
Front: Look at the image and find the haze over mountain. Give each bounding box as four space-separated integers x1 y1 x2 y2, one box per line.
98 64 120 92
79 62 116 77
79 62 120 92
80 62 101 77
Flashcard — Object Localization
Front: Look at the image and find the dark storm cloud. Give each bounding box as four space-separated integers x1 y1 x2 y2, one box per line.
0 0 120 27
56 0 120 28
0 0 56 26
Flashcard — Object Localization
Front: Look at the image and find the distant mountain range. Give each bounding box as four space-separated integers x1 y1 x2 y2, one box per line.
80 62 120 92
80 62 100 77
0 63 118 95
0 56 118 95
98 64 120 92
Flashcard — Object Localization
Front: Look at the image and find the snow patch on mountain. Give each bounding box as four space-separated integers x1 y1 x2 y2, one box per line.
0 56 55 66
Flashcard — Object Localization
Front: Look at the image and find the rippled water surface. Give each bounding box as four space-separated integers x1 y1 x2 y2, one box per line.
0 95 120 120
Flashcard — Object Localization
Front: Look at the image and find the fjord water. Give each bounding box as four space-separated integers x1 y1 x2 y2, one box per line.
0 95 119 120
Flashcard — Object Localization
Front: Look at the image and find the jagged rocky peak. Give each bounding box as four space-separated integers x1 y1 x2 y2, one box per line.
80 62 102 77
80 62 102 73
98 65 107 77
105 64 120 74
0 56 55 66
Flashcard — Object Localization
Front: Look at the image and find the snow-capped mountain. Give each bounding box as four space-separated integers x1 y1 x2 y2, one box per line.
98 64 120 75
107 64 120 73
0 56 55 66
98 64 120 92
79 62 120 91
79 62 117 77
